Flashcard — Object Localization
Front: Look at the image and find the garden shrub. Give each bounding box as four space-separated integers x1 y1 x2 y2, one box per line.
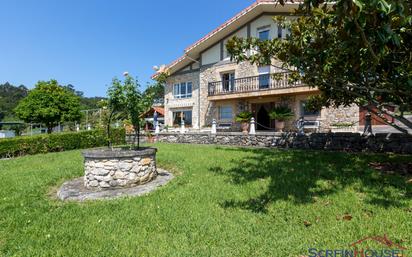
0 128 125 158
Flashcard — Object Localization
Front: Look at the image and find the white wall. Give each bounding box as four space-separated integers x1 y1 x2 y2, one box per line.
223 26 248 59
201 44 220 65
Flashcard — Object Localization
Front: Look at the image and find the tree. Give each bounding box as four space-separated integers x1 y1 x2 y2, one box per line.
227 0 412 134
0 82 28 121
15 80 82 133
107 74 154 149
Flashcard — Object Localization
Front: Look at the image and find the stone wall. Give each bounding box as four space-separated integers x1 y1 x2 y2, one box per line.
127 132 412 154
83 148 157 190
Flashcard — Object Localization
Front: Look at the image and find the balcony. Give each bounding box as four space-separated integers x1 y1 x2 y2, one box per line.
208 72 315 100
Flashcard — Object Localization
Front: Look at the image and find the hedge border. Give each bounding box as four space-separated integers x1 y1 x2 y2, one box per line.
0 128 125 158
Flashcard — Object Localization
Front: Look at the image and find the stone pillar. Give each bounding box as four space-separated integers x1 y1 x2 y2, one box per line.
180 119 185 134
250 118 256 135
211 119 217 134
76 124 80 132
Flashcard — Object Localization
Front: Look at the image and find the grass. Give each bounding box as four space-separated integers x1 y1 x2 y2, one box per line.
0 143 411 257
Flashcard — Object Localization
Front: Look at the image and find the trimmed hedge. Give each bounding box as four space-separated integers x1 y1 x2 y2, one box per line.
0 128 125 158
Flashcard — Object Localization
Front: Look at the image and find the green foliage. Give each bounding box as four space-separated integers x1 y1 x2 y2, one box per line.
235 111 253 123
268 105 295 121
107 75 154 148
14 80 82 133
0 82 28 121
227 0 412 134
0 128 125 158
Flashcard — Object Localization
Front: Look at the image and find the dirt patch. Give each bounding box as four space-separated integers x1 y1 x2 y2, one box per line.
369 162 412 177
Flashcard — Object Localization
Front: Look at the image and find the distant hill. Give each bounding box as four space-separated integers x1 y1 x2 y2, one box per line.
0 82 28 121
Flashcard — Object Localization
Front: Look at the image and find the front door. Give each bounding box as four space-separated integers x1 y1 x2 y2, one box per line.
257 105 271 130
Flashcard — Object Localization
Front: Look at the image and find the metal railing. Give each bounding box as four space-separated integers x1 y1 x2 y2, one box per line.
208 72 303 96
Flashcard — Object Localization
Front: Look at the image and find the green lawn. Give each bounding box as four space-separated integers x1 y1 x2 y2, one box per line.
0 143 411 257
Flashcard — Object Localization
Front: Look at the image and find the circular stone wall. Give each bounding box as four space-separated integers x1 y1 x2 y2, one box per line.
82 147 157 190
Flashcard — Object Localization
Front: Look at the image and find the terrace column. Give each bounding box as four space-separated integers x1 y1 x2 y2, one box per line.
211 119 217 134
250 118 256 135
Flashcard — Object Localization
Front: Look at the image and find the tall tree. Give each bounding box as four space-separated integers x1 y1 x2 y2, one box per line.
227 0 412 134
15 80 82 133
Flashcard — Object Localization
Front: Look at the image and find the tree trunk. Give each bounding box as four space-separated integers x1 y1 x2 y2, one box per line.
137 119 140 150
47 124 53 134
107 110 114 149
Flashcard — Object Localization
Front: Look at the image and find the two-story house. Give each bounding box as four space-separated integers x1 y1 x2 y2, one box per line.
153 0 360 132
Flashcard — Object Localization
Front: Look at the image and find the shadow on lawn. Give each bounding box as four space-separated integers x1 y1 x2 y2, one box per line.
209 147 411 213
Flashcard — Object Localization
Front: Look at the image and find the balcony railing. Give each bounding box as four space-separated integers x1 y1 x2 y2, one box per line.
208 72 303 96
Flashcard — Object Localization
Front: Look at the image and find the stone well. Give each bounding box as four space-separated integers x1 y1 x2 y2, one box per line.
82 147 157 190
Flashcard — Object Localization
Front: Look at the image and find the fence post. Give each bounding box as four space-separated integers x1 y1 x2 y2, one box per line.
211 119 217 135
250 118 256 135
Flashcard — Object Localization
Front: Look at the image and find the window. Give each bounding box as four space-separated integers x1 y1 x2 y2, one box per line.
300 101 320 116
258 66 270 89
222 73 235 92
173 110 192 126
173 82 193 99
258 29 270 40
219 106 233 120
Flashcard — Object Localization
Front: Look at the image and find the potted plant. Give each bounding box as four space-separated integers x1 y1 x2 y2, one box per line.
269 105 294 132
146 130 155 143
235 111 253 134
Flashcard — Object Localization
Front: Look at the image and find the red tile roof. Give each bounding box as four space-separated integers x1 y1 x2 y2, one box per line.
153 107 165 116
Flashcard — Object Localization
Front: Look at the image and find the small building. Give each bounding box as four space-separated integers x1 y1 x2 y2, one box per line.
144 107 165 131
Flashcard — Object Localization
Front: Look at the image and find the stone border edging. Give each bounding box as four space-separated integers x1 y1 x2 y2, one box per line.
57 168 174 202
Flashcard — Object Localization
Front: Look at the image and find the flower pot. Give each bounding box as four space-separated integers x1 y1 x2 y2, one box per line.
276 120 285 132
241 122 249 134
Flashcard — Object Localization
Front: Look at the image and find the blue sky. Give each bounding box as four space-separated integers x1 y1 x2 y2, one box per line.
0 0 255 97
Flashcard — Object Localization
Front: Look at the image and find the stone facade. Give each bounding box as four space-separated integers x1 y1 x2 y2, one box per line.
321 104 360 132
165 59 360 132
199 61 259 128
82 148 157 190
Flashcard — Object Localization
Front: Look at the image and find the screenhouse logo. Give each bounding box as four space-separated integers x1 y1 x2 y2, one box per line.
307 235 407 257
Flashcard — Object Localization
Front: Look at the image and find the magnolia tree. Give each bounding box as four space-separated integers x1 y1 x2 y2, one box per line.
106 74 154 149
227 0 412 134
